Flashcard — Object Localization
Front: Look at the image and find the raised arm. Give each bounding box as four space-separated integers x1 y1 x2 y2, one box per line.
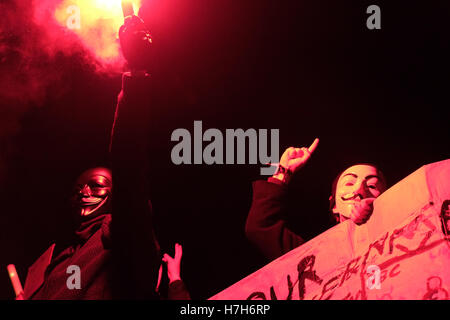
245 138 319 261
110 15 160 299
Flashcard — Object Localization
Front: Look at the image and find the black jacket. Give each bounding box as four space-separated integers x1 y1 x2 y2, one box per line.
245 179 305 262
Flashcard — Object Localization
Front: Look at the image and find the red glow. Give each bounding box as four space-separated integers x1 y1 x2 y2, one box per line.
34 0 142 70
56 0 141 63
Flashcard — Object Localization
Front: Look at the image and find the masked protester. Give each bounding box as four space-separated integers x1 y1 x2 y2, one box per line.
20 15 190 300
245 138 388 261
21 166 189 300
22 168 114 299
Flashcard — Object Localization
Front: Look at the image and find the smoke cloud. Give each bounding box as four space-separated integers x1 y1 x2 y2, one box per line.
0 0 132 104
0 0 139 180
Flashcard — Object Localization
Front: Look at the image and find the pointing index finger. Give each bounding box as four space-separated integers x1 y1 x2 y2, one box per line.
175 243 183 259
308 138 319 153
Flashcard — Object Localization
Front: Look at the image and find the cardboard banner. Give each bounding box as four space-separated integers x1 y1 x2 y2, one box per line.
210 159 450 300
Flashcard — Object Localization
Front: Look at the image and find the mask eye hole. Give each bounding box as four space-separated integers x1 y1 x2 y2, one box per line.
89 184 105 191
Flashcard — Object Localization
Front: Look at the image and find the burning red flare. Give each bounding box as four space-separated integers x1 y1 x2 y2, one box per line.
50 0 141 68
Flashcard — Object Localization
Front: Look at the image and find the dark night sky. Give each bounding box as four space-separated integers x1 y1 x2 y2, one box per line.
0 0 449 299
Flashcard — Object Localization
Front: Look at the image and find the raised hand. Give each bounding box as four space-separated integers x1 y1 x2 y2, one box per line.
161 243 183 284
273 138 319 183
119 15 153 71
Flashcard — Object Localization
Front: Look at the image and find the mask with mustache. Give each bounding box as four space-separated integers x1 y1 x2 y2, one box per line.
72 167 112 219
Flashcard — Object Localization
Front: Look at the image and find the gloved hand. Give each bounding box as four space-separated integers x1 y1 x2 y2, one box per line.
347 198 375 225
119 15 153 71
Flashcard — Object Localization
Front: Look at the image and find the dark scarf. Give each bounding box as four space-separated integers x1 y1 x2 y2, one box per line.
75 213 110 244
45 213 111 274
30 213 113 299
